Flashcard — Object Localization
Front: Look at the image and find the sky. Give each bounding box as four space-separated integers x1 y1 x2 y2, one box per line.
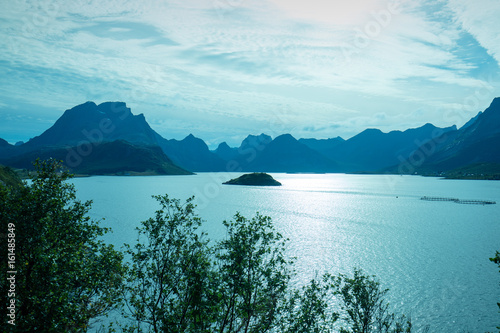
1 0 499 148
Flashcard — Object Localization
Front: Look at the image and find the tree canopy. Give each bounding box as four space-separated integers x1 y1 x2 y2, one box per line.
0 159 125 332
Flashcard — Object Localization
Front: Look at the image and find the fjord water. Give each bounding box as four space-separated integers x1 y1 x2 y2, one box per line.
71 173 500 332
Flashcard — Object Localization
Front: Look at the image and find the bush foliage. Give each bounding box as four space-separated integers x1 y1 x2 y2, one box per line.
0 159 124 332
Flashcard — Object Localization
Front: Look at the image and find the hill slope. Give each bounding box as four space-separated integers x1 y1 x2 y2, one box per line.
2 140 192 176
417 98 500 172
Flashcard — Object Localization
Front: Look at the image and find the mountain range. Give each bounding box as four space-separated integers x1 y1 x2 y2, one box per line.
403 98 500 175
1 98 500 177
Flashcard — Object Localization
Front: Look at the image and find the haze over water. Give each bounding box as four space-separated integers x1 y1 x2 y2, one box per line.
71 173 500 332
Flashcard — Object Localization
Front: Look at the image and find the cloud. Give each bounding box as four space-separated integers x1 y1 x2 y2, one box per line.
0 0 499 144
267 0 391 25
448 0 500 66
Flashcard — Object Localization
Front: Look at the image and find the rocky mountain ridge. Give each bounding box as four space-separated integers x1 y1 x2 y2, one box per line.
1 98 500 177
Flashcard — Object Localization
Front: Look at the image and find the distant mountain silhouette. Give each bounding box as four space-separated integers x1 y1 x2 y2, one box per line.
235 133 273 166
161 134 226 172
298 137 345 156
0 101 223 173
411 98 500 173
2 98 500 176
322 123 458 172
214 142 239 161
22 101 161 149
218 134 339 173
239 134 273 152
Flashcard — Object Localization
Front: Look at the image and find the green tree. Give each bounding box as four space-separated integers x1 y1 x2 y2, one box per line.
0 160 123 332
336 269 412 333
123 198 343 333
279 274 339 333
123 195 214 333
0 165 22 188
213 213 293 333
0 159 124 332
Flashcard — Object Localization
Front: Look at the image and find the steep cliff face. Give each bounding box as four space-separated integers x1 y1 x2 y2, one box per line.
417 98 500 171
22 101 162 148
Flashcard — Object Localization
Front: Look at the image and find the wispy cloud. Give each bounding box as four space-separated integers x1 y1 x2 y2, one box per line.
448 0 500 64
0 0 498 146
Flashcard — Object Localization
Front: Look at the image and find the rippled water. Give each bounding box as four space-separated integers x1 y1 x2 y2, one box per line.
71 173 500 332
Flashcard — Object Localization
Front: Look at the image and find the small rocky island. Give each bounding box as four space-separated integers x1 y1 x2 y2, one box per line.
223 173 282 186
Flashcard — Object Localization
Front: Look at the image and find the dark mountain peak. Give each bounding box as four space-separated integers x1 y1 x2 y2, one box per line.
214 142 239 161
298 137 345 157
420 123 436 129
350 128 383 141
161 134 226 171
241 133 338 173
79 101 97 109
245 133 272 141
217 142 231 150
183 133 198 141
97 101 133 120
19 101 163 150
362 128 383 135
180 134 209 150
273 133 297 144
67 101 126 119
240 133 272 150
488 97 500 109
215 141 236 151
410 97 500 173
61 101 133 122
97 101 126 110
381 123 456 138
299 136 345 144
409 122 458 134
401 123 434 135
458 97 500 138
63 101 97 117
479 97 500 121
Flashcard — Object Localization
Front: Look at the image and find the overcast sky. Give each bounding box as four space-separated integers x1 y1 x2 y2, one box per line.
1 0 499 148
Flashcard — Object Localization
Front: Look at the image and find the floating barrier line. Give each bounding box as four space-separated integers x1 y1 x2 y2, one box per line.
420 196 496 205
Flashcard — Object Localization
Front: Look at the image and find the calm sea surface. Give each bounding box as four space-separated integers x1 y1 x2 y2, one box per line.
71 173 500 332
